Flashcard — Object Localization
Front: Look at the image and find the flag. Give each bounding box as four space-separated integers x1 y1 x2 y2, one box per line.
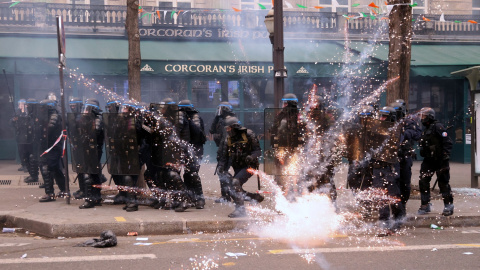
258 3 266 9
422 16 430 21
468 20 478 24
439 13 445 22
368 2 379 8
232 7 241 12
314 6 324 9
296 4 307 8
156 10 161 20
284 1 293 8
352 3 361 7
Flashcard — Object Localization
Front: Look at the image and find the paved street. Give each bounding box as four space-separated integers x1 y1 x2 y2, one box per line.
1 227 480 269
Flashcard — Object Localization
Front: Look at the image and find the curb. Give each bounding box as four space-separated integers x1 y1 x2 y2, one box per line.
2 214 252 238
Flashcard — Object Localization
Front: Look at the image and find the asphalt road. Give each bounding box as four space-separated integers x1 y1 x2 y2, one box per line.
1 226 480 269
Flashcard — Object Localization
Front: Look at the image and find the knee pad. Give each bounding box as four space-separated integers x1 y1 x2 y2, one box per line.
123 176 134 187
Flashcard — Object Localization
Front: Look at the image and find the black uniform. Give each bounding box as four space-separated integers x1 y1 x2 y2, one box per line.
398 117 421 207
218 123 262 218
179 102 206 209
419 120 454 212
11 101 39 182
38 100 66 202
210 104 236 202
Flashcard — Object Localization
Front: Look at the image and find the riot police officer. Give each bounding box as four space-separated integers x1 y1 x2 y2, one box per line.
346 105 375 191
178 100 206 209
418 107 454 216
390 100 421 216
217 116 263 218
148 98 189 212
11 99 39 181
69 97 83 114
68 97 85 200
269 93 302 192
210 102 236 203
371 106 403 232
105 99 121 113
38 99 66 202
77 99 105 209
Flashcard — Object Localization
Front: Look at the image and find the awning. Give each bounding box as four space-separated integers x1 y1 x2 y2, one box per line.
1 36 478 78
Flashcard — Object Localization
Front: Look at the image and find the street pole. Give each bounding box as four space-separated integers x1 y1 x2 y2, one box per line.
56 16 70 204
273 0 285 108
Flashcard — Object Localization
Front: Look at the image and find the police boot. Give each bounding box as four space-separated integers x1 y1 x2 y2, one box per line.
113 192 127 205
79 199 96 209
73 190 85 200
124 194 138 212
442 204 454 216
24 176 38 183
195 197 206 209
39 193 55 202
228 206 247 218
417 203 431 215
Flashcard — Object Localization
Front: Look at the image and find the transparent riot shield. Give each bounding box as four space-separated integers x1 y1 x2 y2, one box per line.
365 118 401 164
150 103 179 128
103 113 140 175
344 118 368 162
32 103 49 157
67 113 101 174
264 108 302 176
150 114 183 168
15 115 34 144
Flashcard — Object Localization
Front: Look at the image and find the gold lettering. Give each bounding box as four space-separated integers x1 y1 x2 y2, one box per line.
219 65 226 73
258 66 265 73
148 29 156 36
229 66 235 73
165 64 173 72
197 65 205 72
189 65 196 72
268 66 274 73
173 65 181 72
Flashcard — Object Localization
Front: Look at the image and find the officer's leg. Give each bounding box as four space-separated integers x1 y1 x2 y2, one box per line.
39 162 55 202
436 160 454 216
184 163 204 209
79 174 100 209
163 169 188 212
419 160 434 206
18 143 27 170
25 148 39 183
399 156 412 205
122 175 138 212
372 166 391 224
73 173 85 199
229 168 257 218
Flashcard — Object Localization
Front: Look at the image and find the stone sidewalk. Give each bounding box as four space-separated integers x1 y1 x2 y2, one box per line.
0 160 479 238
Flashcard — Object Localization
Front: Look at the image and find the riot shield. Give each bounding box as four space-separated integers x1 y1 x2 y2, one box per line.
344 118 368 162
67 113 101 174
264 108 302 176
150 103 179 128
15 115 34 144
365 118 401 164
150 115 183 168
32 103 49 157
103 113 140 175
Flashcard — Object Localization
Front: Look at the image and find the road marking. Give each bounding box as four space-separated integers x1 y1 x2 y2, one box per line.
461 230 480 233
114 216 126 222
223 262 236 266
0 243 31 247
139 234 346 246
269 243 480 254
0 254 157 264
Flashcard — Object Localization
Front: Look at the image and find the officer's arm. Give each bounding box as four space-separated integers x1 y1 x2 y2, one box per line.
436 123 453 157
209 116 220 135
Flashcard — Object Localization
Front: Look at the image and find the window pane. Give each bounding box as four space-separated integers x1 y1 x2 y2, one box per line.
242 111 264 139
337 0 348 5
474 0 480 7
159 2 173 8
336 7 348 13
177 3 191 8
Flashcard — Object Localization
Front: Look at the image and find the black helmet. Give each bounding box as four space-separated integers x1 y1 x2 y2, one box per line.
358 105 375 118
69 97 83 114
282 93 298 108
216 102 233 116
378 106 397 122
161 98 176 105
420 107 435 126
82 98 102 114
390 99 406 119
40 99 57 110
225 116 241 129
46 92 57 102
178 99 195 112
119 102 136 114
105 99 121 113
26 99 37 115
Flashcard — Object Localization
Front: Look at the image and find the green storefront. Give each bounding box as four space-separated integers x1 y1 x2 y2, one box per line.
0 36 478 162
